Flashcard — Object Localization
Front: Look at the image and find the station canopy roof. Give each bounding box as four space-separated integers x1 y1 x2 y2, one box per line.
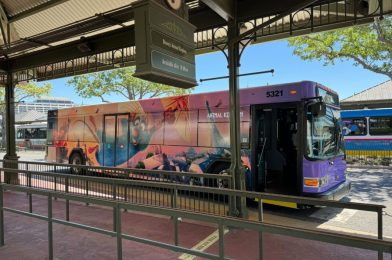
15 110 47 124
341 80 392 109
0 0 390 83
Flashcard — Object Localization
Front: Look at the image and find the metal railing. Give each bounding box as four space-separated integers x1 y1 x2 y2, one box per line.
1 159 232 187
0 159 386 240
0 183 391 260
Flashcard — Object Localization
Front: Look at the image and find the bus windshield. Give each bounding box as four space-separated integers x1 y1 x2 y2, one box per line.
306 106 344 160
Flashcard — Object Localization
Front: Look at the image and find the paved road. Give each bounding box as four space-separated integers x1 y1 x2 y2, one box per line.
264 167 392 240
0 150 45 161
2 151 392 239
307 167 392 239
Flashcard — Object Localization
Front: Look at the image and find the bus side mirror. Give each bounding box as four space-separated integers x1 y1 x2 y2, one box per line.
309 102 326 116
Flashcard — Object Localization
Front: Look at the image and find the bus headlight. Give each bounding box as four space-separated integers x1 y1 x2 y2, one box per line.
319 175 329 187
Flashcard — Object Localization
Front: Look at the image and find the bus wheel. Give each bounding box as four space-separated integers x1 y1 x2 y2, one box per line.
213 164 230 189
189 177 202 186
217 170 230 189
69 152 85 175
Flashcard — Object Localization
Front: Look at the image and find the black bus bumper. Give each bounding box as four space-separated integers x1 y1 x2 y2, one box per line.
311 181 352 201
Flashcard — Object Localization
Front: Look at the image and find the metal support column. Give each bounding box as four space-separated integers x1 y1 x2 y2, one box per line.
3 72 18 184
227 9 247 218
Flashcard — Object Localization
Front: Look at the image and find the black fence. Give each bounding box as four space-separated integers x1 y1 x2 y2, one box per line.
1 159 234 217
0 159 386 241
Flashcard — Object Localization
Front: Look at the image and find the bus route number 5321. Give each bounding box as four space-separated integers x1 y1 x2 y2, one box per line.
266 90 283 98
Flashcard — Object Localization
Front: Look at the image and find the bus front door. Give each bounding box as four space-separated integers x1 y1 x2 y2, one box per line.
103 114 130 167
254 105 298 195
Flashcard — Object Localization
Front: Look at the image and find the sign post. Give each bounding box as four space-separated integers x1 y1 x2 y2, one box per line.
134 0 197 89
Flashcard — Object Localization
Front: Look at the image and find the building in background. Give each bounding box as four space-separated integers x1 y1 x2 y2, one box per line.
341 80 392 110
15 96 75 114
0 97 76 149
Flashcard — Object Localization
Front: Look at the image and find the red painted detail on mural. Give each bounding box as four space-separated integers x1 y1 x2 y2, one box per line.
164 95 189 112
88 145 99 154
55 140 67 147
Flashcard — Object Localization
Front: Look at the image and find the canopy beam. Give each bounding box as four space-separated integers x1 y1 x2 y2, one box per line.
0 3 9 48
200 0 234 21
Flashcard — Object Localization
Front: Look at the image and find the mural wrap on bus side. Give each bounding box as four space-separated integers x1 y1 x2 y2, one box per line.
53 94 251 180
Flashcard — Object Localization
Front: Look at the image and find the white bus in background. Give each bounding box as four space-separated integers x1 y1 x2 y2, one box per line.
16 122 47 150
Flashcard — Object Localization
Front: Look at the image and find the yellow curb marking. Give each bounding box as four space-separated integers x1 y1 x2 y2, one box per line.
179 228 230 260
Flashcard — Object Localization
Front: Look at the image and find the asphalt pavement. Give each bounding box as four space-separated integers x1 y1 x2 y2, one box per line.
0 150 45 161
307 167 392 239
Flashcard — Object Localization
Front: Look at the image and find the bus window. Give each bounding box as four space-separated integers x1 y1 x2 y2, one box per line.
164 110 197 146
17 129 25 139
103 116 116 167
129 113 163 146
307 107 344 159
130 113 149 145
198 122 229 148
143 112 164 145
342 118 367 136
369 117 392 135
30 128 39 139
38 128 46 139
241 122 250 148
84 115 102 143
57 117 69 142
68 116 85 141
317 87 339 106
25 128 32 139
116 114 129 166
47 117 57 144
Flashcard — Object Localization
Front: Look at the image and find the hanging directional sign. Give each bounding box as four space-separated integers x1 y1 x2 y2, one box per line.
133 0 197 89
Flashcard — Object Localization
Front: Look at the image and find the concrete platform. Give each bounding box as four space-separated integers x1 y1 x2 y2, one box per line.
0 191 389 260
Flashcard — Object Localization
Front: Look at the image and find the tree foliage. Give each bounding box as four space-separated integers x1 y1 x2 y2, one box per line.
67 67 193 102
287 17 392 79
0 82 52 107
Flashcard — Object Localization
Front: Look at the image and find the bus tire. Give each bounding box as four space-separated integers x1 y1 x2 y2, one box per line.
69 152 85 175
213 164 230 189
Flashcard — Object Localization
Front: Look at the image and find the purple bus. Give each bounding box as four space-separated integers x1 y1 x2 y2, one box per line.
46 81 350 207
244 81 350 206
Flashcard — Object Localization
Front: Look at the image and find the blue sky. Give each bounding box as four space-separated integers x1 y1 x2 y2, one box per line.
45 39 389 105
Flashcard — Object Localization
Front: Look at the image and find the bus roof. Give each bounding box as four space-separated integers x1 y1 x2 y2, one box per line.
16 122 47 128
341 108 392 118
51 81 336 116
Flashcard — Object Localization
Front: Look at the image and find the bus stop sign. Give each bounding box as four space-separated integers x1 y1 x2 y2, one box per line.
134 0 197 89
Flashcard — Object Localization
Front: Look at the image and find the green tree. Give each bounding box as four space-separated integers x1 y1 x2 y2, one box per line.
287 17 392 79
67 67 193 102
0 82 52 104
0 82 52 147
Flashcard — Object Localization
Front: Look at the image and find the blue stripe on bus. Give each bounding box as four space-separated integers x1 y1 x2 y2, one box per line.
345 139 392 151
341 109 392 118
